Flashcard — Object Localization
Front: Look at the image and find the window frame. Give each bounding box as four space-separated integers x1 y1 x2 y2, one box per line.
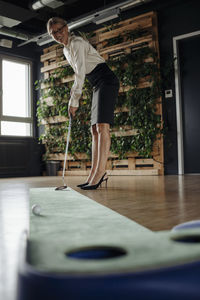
0 55 33 137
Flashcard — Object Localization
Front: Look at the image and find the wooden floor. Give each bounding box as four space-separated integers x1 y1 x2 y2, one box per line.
1 174 200 300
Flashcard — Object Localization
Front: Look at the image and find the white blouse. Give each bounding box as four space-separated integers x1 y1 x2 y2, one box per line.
63 34 105 108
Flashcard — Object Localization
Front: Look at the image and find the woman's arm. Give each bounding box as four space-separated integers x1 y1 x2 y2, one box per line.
68 38 86 114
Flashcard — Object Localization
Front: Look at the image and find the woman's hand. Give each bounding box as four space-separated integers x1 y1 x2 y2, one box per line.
68 105 78 117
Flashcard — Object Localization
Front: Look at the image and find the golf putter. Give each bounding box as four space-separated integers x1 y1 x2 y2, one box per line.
55 116 72 191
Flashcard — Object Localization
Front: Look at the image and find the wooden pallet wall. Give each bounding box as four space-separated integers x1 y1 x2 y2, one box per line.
40 11 164 176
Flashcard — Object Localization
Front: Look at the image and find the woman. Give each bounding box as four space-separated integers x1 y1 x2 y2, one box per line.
47 17 119 190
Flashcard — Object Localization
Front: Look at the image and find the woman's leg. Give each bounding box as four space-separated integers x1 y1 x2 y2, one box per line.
86 124 99 183
90 123 110 185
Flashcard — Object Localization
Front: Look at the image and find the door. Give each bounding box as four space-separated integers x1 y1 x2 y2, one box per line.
179 35 200 173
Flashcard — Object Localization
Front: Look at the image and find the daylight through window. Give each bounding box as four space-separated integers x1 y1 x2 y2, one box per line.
0 57 33 136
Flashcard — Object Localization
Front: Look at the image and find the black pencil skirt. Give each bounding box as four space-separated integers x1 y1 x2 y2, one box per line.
86 63 119 126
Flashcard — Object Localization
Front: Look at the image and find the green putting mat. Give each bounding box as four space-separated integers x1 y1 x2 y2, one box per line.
28 187 200 274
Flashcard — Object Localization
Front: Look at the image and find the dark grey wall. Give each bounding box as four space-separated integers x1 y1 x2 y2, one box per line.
157 0 200 174
121 0 200 174
0 136 43 177
120 0 200 174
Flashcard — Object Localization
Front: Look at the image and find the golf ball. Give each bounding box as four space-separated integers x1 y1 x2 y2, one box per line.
32 204 41 216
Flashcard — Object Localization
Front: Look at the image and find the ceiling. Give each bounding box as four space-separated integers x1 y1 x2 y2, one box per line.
0 0 155 48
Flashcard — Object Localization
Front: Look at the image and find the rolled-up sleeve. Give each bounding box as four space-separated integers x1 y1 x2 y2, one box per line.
69 40 86 107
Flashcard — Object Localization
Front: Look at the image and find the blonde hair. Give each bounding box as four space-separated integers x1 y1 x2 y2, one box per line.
47 17 67 35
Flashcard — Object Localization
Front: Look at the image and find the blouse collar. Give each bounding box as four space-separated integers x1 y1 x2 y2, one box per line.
65 32 72 48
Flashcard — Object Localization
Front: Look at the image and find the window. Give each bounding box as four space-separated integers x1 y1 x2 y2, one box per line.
0 57 33 137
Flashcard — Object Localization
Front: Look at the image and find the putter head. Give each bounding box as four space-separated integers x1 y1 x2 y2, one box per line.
55 185 68 191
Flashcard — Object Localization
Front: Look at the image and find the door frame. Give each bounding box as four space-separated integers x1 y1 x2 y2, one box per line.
173 30 200 175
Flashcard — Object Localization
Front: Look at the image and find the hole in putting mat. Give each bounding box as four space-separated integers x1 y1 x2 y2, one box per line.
170 232 200 243
66 246 127 260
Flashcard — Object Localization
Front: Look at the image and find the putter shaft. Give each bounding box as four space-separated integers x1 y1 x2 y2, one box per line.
62 116 72 186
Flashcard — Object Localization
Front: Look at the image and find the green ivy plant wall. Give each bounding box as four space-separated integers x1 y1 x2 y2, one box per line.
36 27 163 161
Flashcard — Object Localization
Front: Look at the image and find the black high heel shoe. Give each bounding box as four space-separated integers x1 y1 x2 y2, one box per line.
77 182 89 188
81 173 108 190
